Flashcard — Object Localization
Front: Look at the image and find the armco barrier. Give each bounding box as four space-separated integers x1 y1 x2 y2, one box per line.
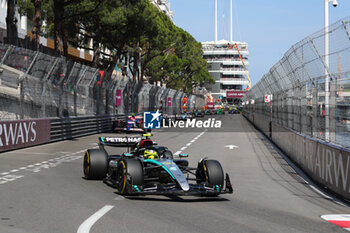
49 115 116 142
243 111 350 201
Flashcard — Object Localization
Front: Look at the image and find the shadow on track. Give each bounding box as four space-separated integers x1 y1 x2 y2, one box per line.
117 193 231 202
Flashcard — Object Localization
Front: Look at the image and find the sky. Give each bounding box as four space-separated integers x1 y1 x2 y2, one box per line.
170 0 350 86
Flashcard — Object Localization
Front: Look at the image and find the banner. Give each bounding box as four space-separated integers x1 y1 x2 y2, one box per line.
226 90 247 98
116 89 122 106
0 119 51 152
206 102 214 109
168 97 172 107
264 94 272 103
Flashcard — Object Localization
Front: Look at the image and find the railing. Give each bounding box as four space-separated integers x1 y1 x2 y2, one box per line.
242 15 350 201
205 57 248 62
0 43 202 120
202 45 248 52
221 68 246 72
50 115 118 142
243 16 350 149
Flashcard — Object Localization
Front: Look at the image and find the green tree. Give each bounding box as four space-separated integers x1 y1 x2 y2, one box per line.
17 0 213 93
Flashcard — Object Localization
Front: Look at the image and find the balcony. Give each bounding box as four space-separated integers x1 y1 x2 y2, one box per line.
206 59 249 66
202 43 248 51
209 68 248 75
203 49 249 56
217 78 249 86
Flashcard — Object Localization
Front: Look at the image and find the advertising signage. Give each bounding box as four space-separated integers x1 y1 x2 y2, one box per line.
206 102 214 109
0 119 51 152
226 90 247 98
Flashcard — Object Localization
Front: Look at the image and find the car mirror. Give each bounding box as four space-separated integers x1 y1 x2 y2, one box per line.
179 153 188 158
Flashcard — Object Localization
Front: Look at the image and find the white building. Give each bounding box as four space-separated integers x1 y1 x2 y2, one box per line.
202 0 250 103
202 40 250 102
149 0 174 22
0 0 27 43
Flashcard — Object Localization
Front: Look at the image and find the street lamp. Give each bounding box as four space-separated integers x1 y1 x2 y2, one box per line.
324 0 338 142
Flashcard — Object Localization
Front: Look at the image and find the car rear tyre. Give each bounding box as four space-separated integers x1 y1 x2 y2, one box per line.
116 159 143 195
83 149 108 180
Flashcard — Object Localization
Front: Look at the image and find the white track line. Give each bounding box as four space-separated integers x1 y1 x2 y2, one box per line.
77 205 114 233
174 130 207 155
0 149 85 185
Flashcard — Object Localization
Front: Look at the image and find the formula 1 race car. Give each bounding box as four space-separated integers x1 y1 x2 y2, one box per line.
83 135 233 196
112 114 146 133
192 109 205 118
227 105 240 114
175 112 193 121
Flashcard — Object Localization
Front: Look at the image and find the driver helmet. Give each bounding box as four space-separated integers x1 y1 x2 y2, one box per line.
144 149 158 159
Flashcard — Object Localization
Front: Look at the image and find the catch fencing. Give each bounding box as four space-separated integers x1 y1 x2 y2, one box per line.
0 43 203 120
243 16 350 149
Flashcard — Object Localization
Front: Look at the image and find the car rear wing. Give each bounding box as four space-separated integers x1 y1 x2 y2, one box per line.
99 136 141 147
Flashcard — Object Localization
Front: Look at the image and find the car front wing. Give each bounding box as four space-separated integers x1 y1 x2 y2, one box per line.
126 173 233 196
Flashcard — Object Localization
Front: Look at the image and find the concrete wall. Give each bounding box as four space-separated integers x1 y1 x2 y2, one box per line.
244 110 350 201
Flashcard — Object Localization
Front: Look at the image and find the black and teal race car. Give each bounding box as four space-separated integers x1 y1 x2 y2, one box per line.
175 112 193 121
193 109 205 118
83 135 233 196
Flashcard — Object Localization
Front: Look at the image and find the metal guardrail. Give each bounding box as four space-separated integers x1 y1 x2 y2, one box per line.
0 114 128 153
49 115 120 142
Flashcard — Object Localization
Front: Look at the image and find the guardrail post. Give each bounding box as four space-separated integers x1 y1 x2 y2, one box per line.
330 82 336 143
18 51 39 119
0 45 13 86
312 85 318 138
41 57 59 117
0 45 13 67
0 66 2 86
310 38 334 141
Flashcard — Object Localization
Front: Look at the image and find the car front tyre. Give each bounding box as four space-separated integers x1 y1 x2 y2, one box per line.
83 149 108 180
